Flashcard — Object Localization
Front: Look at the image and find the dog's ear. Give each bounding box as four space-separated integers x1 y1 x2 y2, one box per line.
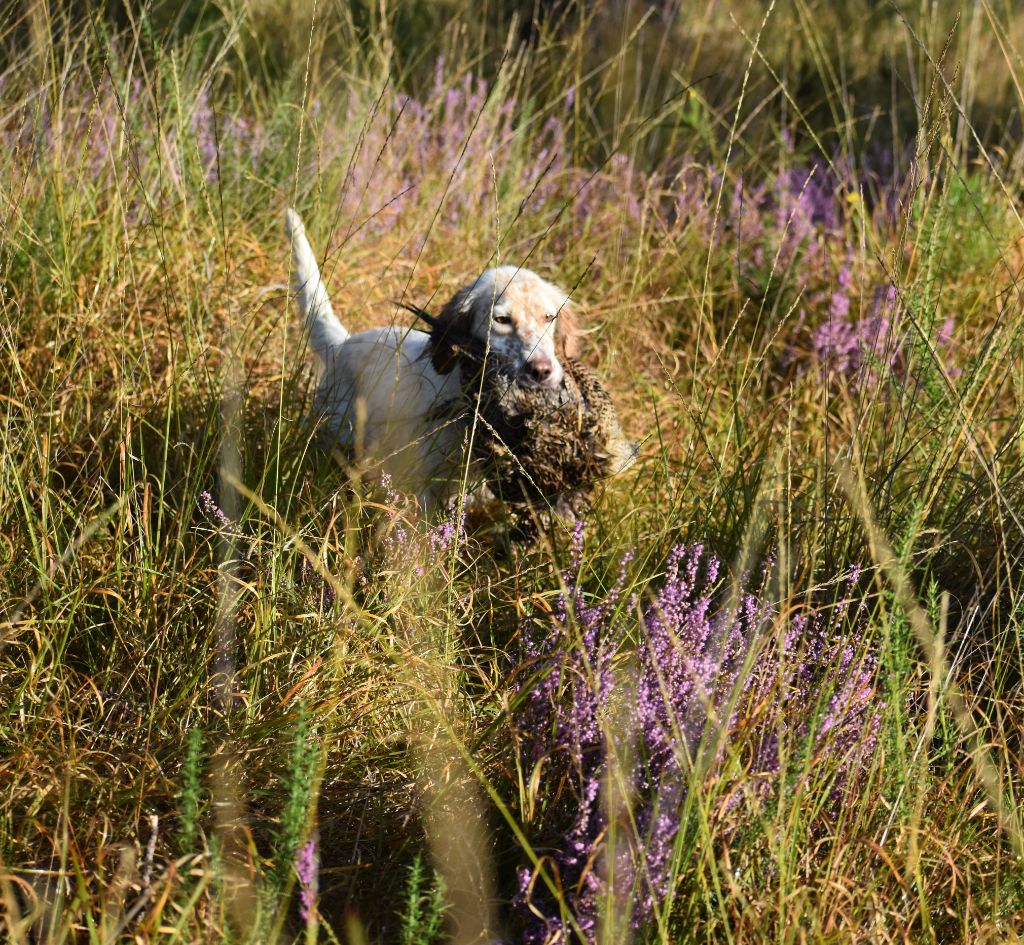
429 285 476 375
556 301 582 360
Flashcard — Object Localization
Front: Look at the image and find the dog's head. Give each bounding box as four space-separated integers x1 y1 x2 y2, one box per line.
429 266 580 389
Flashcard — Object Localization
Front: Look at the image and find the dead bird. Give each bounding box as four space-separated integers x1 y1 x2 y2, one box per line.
472 354 638 509
402 301 637 510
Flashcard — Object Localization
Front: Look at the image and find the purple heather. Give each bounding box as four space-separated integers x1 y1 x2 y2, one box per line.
514 536 881 943
295 838 318 922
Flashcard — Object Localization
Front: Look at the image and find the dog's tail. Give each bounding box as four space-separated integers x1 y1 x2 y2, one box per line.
285 208 349 356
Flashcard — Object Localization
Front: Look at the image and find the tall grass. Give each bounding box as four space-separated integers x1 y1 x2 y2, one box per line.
2 1 1024 943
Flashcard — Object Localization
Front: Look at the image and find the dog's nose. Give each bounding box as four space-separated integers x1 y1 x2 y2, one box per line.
525 356 556 386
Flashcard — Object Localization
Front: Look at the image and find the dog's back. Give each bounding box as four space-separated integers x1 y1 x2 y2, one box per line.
287 210 469 503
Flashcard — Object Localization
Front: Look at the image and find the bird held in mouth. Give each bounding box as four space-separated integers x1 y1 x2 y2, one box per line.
404 301 637 511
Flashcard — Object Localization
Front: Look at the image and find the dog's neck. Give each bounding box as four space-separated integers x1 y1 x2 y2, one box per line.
397 301 491 378
427 334 477 377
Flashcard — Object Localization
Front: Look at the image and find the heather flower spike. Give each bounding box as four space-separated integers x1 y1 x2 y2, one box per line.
198 490 231 528
295 838 319 922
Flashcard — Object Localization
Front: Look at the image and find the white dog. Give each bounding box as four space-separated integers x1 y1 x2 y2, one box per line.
285 209 580 506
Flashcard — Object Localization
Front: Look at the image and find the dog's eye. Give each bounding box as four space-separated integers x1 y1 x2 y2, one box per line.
545 312 557 322
492 313 512 326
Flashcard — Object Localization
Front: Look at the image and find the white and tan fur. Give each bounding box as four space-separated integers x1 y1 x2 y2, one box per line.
285 208 580 506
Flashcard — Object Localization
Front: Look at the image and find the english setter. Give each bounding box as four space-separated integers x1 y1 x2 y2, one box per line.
286 209 580 507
